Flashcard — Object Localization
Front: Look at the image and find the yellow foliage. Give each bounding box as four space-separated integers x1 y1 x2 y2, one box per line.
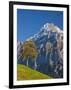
22 40 38 60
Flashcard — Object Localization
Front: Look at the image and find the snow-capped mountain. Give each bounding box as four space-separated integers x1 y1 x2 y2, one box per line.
26 23 63 41
17 23 63 78
26 23 63 53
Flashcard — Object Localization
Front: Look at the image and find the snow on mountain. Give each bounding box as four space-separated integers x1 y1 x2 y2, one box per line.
26 36 33 41
26 23 63 42
42 23 63 33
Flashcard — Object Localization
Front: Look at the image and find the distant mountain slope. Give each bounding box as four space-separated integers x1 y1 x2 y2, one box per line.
17 64 52 80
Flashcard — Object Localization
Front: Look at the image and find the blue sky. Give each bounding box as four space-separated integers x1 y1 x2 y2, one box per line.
17 9 63 41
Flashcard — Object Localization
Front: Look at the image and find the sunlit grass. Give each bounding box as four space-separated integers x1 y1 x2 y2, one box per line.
17 64 52 80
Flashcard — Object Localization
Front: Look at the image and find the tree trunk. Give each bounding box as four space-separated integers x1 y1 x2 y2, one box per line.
46 51 48 60
27 59 28 66
34 58 37 70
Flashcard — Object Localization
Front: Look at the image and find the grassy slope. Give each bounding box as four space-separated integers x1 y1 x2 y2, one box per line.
17 64 52 80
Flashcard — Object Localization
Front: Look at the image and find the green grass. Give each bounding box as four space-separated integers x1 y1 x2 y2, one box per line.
17 64 52 80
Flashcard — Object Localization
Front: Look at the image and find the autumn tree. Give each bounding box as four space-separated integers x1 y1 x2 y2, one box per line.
22 40 38 69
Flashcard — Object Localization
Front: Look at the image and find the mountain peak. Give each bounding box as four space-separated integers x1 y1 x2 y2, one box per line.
26 23 63 41
41 23 63 33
